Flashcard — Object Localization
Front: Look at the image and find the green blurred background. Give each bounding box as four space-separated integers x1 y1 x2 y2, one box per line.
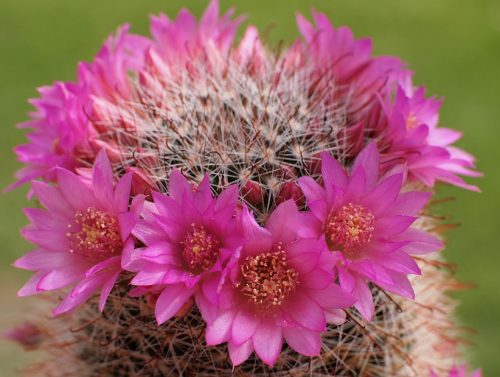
0 1 498 375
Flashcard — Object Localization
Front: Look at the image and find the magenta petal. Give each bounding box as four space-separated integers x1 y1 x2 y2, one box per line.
155 283 195 324
240 206 272 256
113 173 133 213
252 322 283 366
338 267 356 292
140 242 178 264
371 250 421 275
386 191 431 216
205 310 236 345
283 327 321 356
265 200 300 244
168 169 191 202
214 185 238 218
56 169 95 211
53 274 107 315
201 273 221 305
383 271 415 299
32 181 73 218
301 269 332 289
351 276 374 321
309 283 355 309
132 218 166 245
344 167 366 203
193 174 213 214
131 266 167 286
325 309 347 325
195 293 218 324
296 13 315 43
398 228 444 255
23 208 66 231
298 176 326 205
14 250 78 271
84 256 121 278
121 240 143 270
285 291 326 332
92 150 115 209
352 143 380 190
98 271 121 312
308 200 329 224
375 215 416 237
363 174 404 216
152 191 183 219
22 228 69 252
17 272 45 297
37 265 87 291
118 212 138 241
231 310 260 346
228 339 254 366
321 152 348 190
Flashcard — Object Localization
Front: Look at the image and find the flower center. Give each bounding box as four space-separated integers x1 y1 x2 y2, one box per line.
238 247 299 310
324 203 375 258
67 207 122 263
181 224 220 275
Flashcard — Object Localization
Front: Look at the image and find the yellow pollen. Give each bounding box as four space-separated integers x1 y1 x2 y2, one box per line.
67 207 122 263
237 246 299 310
324 203 375 258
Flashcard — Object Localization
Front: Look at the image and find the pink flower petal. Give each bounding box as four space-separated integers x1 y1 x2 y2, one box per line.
56 168 95 211
231 310 260 346
228 339 254 366
352 143 380 190
283 327 321 356
205 309 236 345
36 265 87 292
155 283 195 324
363 173 404 216
240 206 272 256
375 215 416 237
92 150 115 210
386 191 431 216
113 173 133 213
14 250 78 271
344 167 366 203
298 176 326 205
195 293 218 324
321 152 348 190
168 169 191 203
98 271 121 312
252 322 283 366
265 200 300 244
308 283 355 309
53 273 107 315
32 181 73 218
285 291 326 332
17 272 45 297
350 276 374 321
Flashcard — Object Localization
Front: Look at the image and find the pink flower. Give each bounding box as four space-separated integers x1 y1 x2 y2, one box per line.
9 26 150 191
8 82 92 190
127 170 242 325
150 0 244 64
298 143 443 320
14 150 143 315
206 201 354 366
430 365 482 377
293 11 404 154
375 74 481 191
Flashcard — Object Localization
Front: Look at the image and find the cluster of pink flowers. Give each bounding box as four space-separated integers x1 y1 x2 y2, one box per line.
10 0 480 369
